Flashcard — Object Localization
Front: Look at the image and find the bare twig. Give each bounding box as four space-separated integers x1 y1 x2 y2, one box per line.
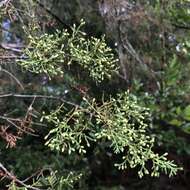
25 96 36 120
22 169 43 183
0 67 24 90
0 116 38 136
0 43 23 53
0 93 81 107
0 55 22 59
0 162 44 190
35 0 70 29
0 115 45 127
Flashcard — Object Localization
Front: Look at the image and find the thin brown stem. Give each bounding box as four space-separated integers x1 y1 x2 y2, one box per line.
0 116 38 136
0 68 24 90
0 162 44 190
0 93 81 107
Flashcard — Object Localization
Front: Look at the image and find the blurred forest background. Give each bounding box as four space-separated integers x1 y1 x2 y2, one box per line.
1 0 190 189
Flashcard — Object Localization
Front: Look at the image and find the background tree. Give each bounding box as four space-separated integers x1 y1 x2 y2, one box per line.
0 0 190 189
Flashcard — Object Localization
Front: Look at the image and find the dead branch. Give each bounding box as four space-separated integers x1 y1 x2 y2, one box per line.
0 162 44 190
0 67 24 90
0 93 81 107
